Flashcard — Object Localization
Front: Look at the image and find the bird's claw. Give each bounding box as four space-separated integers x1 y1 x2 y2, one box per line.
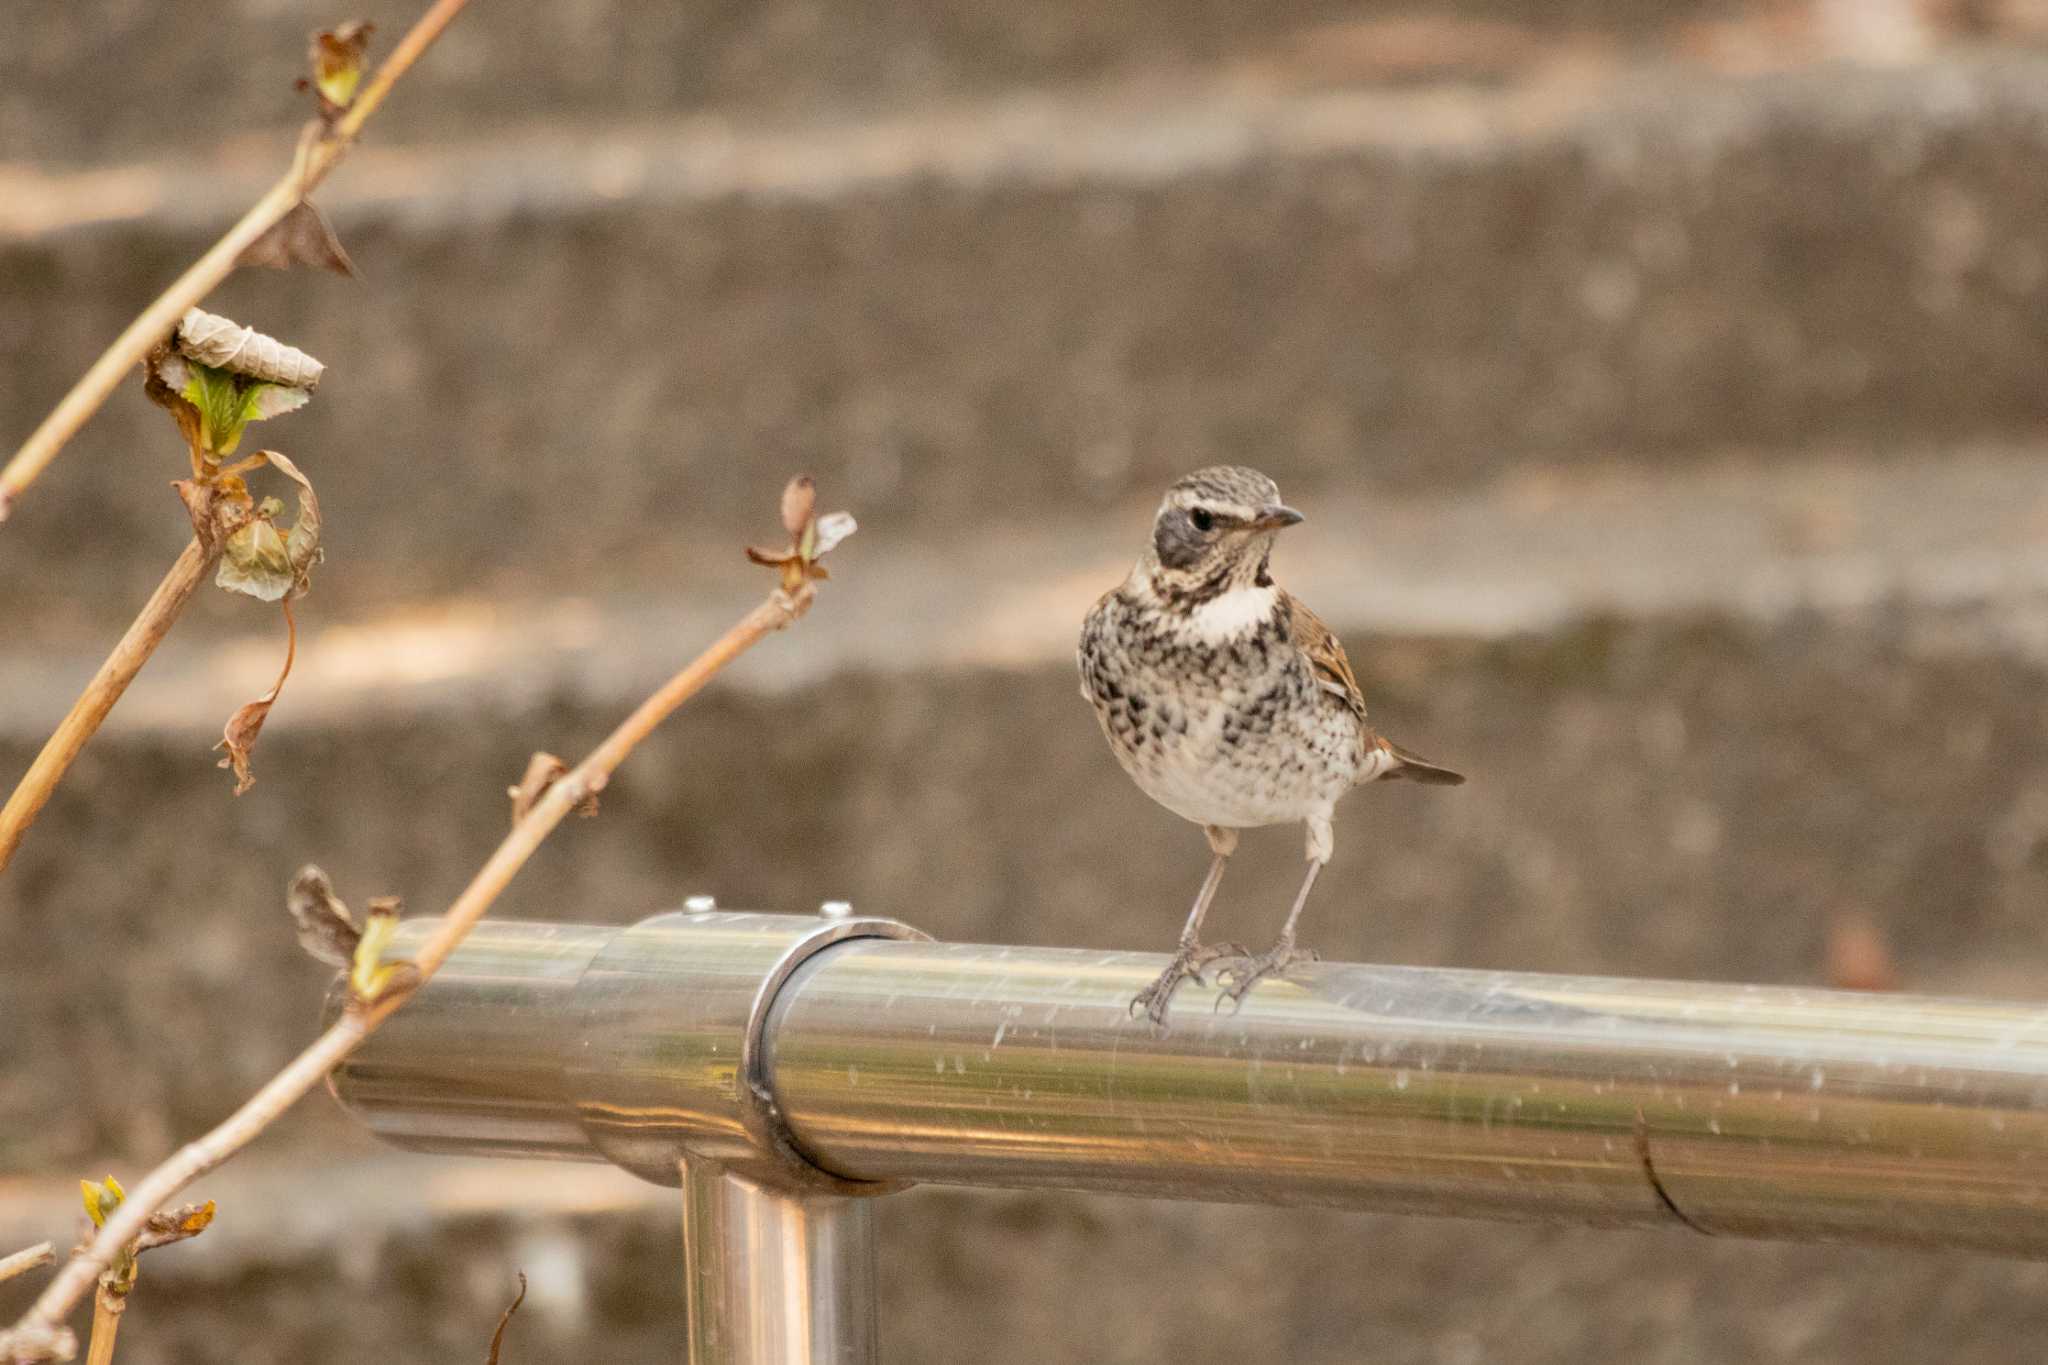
1130 939 1249 1026
1213 941 1320 1008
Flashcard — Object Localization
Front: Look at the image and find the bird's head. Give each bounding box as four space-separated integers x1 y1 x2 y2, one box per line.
1139 466 1303 604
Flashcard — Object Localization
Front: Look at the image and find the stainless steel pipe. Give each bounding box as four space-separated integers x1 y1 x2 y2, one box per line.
681 1160 877 1363
329 910 2048 1258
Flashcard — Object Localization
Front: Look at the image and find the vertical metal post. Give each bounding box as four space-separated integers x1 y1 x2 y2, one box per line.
680 1159 878 1364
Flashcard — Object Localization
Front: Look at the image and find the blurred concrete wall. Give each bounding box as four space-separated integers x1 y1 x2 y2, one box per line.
7 0 2048 1360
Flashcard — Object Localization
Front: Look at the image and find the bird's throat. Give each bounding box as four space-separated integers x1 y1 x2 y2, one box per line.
1184 584 1280 642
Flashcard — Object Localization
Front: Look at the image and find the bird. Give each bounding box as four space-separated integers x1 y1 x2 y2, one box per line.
1077 466 1464 1024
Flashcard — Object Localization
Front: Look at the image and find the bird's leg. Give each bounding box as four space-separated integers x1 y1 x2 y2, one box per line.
1131 826 1245 1025
1218 817 1331 1007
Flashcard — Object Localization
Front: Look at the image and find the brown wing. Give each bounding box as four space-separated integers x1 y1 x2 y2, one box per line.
1283 590 1367 720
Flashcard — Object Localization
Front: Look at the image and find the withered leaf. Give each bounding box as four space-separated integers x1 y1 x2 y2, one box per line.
217 517 295 601
237 199 358 278
175 308 325 390
266 450 323 591
287 865 360 967
216 598 300 796
217 693 276 797
144 345 206 465
214 453 321 600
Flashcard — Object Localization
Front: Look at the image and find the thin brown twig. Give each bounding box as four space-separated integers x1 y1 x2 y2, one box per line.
80 1301 118 1365
0 1245 53 1287
0 537 220 875
0 0 472 520
485 1273 526 1365
0 586 813 1360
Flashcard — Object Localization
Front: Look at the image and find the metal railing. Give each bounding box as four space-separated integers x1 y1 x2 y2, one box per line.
327 906 2048 1363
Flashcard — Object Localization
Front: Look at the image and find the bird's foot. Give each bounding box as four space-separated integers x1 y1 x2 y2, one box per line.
1214 939 1321 1010
1131 938 1249 1026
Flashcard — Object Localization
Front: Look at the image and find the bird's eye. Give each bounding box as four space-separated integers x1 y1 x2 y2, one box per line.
1189 507 1214 532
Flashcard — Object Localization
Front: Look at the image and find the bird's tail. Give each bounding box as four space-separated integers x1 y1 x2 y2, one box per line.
1378 739 1465 786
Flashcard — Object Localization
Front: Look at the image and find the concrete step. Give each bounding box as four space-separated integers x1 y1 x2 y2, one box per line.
0 0 1773 167
9 53 2048 635
8 442 2048 737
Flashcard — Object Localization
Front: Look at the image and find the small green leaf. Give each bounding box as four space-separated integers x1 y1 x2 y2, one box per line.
181 362 250 456
81 1176 125 1228
350 901 404 1002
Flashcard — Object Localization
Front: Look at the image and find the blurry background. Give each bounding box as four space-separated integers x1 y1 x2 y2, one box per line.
7 0 2048 1359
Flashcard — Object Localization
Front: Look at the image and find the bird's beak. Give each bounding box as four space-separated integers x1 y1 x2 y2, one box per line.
1248 504 1305 532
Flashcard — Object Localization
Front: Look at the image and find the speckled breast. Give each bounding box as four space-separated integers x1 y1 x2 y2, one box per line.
1078 590 1362 829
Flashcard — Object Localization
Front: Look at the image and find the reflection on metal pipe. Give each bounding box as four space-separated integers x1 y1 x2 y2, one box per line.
681 1159 877 1365
329 913 2048 1258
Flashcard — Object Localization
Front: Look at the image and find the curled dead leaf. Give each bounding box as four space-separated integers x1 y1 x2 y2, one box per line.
217 694 277 797
175 309 325 390
216 598 300 796
266 450 323 591
237 199 358 278
287 865 360 967
217 517 294 601
213 453 320 600
145 345 207 468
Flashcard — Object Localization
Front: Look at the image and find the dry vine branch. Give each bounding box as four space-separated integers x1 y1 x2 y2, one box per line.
0 1247 54 1288
0 535 220 875
0 482 851 1362
0 0 471 519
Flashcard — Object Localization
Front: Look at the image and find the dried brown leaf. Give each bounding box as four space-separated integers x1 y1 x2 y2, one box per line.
217 517 295 601
216 600 299 796
287 866 359 967
263 450 323 592
217 697 275 797
144 346 206 468
486 1273 527 1365
174 309 325 390
237 199 358 278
